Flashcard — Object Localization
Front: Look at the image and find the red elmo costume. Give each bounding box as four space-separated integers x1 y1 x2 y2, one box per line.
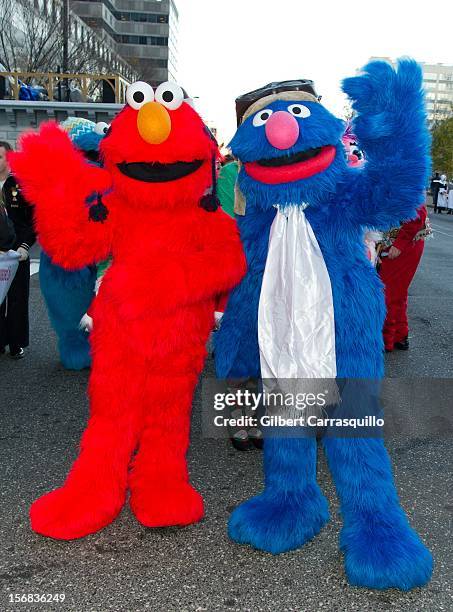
10 81 246 539
379 205 427 351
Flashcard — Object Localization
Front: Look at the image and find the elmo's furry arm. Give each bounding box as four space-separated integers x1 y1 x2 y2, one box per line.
342 59 430 230
9 122 113 269
114 209 247 320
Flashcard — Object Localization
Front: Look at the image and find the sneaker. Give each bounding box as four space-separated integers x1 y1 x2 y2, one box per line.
248 427 264 449
394 337 409 351
230 430 254 451
10 347 25 360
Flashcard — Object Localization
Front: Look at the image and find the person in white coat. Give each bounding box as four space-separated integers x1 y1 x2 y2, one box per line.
436 174 448 212
447 179 453 214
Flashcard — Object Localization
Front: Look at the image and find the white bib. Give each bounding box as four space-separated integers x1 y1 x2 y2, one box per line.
258 205 337 380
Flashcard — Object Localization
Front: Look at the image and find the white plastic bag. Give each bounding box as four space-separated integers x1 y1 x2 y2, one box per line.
0 251 20 306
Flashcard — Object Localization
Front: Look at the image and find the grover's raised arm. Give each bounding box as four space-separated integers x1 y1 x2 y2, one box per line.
343 59 430 229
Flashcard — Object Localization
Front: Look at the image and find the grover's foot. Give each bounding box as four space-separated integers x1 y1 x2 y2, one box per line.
341 514 433 590
130 483 204 527
228 485 329 554
30 484 125 540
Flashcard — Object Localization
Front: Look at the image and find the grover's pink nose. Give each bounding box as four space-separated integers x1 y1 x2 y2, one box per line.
265 111 300 150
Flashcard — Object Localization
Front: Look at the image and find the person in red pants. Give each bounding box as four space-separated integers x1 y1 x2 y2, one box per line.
379 204 430 352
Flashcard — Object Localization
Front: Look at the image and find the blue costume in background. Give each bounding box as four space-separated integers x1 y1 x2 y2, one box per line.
215 60 432 589
39 118 107 369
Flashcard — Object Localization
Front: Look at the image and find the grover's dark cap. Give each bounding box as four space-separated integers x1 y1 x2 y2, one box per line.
235 79 319 126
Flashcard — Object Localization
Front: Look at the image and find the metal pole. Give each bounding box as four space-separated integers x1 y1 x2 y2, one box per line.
57 65 62 102
62 0 69 101
62 0 69 73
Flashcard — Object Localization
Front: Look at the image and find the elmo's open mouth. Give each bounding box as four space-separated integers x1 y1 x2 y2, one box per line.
244 145 336 184
117 160 204 182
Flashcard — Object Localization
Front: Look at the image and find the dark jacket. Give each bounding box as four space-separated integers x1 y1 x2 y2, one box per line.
0 204 16 250
1 174 36 252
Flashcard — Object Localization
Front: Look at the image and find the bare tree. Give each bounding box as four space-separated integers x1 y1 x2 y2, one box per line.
126 56 165 86
0 0 124 76
1 0 60 72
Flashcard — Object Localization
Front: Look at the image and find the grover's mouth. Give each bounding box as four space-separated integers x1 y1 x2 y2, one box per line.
257 147 323 167
244 145 336 184
117 160 204 183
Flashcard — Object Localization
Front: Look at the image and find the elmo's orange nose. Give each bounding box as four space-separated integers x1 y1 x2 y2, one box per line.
137 102 171 144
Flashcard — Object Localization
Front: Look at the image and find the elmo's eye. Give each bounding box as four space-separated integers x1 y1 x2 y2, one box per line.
252 109 273 127
288 104 311 118
126 81 154 110
94 121 109 136
155 81 184 110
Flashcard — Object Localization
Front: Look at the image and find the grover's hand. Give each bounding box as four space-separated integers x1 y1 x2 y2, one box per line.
342 59 425 142
340 58 430 230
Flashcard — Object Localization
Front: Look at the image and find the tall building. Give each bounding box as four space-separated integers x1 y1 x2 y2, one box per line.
70 0 179 86
370 58 453 123
421 63 453 123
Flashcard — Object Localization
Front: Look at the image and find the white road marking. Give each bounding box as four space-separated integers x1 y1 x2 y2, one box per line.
430 224 453 238
30 259 40 276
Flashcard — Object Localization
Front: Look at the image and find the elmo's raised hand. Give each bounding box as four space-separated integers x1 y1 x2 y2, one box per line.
10 122 113 269
10 122 111 199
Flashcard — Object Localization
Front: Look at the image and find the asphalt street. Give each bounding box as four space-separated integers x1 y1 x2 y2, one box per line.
0 211 452 612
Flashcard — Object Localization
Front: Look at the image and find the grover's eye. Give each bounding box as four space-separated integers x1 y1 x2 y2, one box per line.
126 81 154 110
94 121 109 136
253 109 273 127
155 81 184 110
288 104 311 118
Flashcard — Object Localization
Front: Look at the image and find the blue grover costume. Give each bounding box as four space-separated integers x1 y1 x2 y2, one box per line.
39 118 108 369
215 60 433 590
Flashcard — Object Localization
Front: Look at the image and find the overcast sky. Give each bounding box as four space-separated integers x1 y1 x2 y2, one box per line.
177 0 453 146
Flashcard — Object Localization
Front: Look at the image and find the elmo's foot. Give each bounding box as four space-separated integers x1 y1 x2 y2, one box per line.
30 485 125 540
130 483 204 527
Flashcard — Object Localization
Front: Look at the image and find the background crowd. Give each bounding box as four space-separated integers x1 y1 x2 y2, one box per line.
431 171 453 213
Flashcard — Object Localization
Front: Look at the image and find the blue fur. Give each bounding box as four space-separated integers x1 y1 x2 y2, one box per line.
228 436 330 554
39 123 102 370
39 252 95 370
216 59 433 589
73 130 103 153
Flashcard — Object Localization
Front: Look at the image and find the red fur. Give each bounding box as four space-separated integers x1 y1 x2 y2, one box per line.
11 101 246 539
101 103 216 210
9 123 113 269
